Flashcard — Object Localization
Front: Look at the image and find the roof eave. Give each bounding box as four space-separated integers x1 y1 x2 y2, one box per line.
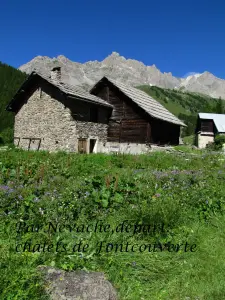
66 94 113 109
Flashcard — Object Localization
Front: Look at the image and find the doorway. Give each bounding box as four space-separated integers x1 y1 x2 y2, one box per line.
78 139 87 153
89 139 96 153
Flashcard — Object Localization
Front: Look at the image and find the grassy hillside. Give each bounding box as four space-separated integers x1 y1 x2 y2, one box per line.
1 149 225 299
0 62 27 143
137 85 225 137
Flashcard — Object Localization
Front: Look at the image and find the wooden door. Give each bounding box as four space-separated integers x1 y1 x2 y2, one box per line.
78 139 87 153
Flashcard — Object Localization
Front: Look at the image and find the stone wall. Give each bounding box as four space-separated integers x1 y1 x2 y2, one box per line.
97 142 151 154
197 133 214 148
76 121 108 153
14 84 109 153
14 88 77 152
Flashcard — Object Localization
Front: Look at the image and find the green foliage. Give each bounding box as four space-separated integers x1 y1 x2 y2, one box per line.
1 150 225 299
215 97 225 114
0 61 27 144
207 134 225 151
183 134 196 145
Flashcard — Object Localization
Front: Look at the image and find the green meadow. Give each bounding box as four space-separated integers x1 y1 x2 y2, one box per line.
1 149 225 299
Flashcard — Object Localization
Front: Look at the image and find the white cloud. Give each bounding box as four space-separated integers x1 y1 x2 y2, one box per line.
183 72 199 78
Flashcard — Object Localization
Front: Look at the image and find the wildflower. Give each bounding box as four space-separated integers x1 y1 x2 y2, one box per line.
34 197 40 203
0 185 10 191
155 193 161 197
39 208 44 215
84 191 90 199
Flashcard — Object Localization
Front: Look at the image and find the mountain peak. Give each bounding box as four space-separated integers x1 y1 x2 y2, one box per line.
56 55 70 63
111 51 120 57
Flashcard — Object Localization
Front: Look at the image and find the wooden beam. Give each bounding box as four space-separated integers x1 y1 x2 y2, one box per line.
146 123 151 143
37 139 41 151
28 139 31 151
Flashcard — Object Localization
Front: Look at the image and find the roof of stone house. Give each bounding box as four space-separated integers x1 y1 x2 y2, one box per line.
199 113 225 133
6 71 112 111
90 76 186 126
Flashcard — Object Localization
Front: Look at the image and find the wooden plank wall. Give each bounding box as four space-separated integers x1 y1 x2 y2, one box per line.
93 83 150 143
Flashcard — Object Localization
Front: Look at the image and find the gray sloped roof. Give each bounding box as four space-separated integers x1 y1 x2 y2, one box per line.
36 71 112 108
6 71 113 111
91 77 186 126
199 113 225 132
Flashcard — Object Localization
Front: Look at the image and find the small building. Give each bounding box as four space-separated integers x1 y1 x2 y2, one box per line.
90 77 185 153
6 69 185 153
196 113 225 148
6 68 112 153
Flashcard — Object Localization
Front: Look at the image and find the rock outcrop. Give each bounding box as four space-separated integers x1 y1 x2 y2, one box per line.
38 266 117 300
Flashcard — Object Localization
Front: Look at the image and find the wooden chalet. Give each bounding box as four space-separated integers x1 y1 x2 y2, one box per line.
90 77 186 146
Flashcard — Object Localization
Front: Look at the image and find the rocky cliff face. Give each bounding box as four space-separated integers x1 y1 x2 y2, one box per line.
19 52 225 98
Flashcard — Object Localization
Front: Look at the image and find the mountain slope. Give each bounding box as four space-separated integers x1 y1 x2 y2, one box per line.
0 62 27 143
137 85 225 137
19 52 225 99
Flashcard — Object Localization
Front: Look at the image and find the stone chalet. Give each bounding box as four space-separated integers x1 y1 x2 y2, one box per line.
196 113 225 148
6 67 186 154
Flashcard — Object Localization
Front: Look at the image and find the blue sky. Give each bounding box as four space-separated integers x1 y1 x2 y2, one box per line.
0 0 225 78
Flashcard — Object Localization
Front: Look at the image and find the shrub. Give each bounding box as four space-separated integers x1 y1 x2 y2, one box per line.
0 127 13 145
214 134 225 150
207 134 225 151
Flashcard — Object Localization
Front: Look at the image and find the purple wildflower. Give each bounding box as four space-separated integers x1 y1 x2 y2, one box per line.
0 185 10 191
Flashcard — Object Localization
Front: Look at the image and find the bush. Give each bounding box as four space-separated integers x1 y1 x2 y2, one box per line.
214 134 225 150
207 134 225 151
0 127 13 145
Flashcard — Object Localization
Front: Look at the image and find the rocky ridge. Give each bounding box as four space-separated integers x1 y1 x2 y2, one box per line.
19 52 225 98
